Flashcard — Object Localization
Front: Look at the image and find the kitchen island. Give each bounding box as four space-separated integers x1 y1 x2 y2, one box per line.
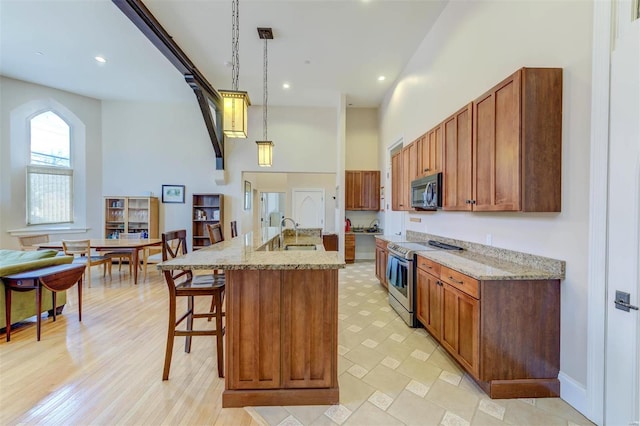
158 227 345 407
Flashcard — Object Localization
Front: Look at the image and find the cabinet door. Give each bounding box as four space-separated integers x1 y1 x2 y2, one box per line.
391 152 403 211
441 283 479 377
402 144 416 211
427 126 442 174
416 267 442 341
362 171 380 211
345 233 355 263
345 171 363 210
227 270 282 389
416 134 428 177
443 104 473 210
474 71 521 211
282 270 337 388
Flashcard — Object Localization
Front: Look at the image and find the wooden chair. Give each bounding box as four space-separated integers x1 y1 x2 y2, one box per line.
18 234 50 251
230 221 238 238
142 246 162 280
104 232 142 277
62 239 111 288
161 229 225 380
206 223 224 245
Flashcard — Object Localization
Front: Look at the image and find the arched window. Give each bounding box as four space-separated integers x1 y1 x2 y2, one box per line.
27 111 73 225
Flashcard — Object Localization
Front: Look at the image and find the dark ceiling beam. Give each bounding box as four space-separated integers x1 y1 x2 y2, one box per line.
112 0 224 169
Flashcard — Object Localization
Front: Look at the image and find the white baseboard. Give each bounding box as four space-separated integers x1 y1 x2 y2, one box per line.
559 371 588 418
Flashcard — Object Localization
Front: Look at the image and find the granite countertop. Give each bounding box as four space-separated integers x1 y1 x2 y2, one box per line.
375 234 565 281
159 227 344 271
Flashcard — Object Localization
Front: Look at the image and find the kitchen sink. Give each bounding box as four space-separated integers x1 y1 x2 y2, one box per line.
284 244 317 250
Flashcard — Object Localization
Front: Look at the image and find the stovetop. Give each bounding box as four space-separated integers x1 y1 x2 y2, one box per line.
387 240 463 259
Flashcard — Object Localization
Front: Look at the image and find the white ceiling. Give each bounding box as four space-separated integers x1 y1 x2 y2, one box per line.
0 0 447 108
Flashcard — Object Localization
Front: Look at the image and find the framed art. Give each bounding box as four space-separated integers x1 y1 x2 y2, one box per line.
162 185 185 203
244 181 251 210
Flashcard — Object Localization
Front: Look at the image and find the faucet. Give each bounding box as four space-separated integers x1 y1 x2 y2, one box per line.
280 217 298 247
368 218 380 231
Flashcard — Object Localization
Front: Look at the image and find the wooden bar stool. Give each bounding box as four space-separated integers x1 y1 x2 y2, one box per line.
161 230 225 380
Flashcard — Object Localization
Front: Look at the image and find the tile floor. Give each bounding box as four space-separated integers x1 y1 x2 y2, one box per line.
249 261 594 426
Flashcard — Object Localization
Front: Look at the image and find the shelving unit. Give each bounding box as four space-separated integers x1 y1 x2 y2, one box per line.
192 193 224 250
104 196 159 239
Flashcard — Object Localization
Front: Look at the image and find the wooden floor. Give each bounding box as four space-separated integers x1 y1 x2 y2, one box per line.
0 269 262 426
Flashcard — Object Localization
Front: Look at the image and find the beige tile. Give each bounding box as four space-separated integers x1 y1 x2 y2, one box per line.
253 406 291 425
338 331 365 349
503 399 567 426
310 414 339 426
427 347 465 375
380 356 401 370
387 390 446 425
347 364 368 379
471 410 509 426
374 338 415 361
439 370 463 386
425 380 479 421
402 332 439 354
337 372 376 412
535 398 595 425
284 405 328 425
324 404 353 425
458 374 486 398
343 345 385 370
396 356 442 385
478 399 506 420
343 401 404 426
337 355 354 375
442 411 471 426
362 364 411 398
367 390 394 411
277 415 304 426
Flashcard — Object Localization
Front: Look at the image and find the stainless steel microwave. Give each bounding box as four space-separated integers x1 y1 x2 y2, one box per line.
411 172 442 210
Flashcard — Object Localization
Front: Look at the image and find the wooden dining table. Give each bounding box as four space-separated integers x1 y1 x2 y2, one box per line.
36 239 162 285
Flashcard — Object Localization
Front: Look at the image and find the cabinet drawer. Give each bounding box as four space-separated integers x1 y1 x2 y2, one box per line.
416 255 441 276
440 266 479 299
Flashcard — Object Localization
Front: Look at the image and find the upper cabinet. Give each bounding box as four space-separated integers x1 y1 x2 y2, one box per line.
472 68 562 212
443 104 473 210
345 170 380 211
418 126 442 177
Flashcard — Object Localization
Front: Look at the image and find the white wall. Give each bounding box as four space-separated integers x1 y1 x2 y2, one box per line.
378 0 593 402
102 101 338 243
0 77 103 248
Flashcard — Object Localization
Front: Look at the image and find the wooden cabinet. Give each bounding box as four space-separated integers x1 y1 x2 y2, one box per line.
391 151 402 210
104 196 158 239
414 254 560 398
192 193 223 250
322 234 338 251
472 68 562 212
418 126 442 178
374 238 388 289
345 170 380 211
344 233 355 264
224 269 339 407
443 103 473 210
416 256 442 341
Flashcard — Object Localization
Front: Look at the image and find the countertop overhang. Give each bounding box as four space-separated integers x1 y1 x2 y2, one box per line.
159 227 345 271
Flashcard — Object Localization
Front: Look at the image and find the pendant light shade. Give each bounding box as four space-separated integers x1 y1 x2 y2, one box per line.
222 0 250 138
221 90 250 138
256 140 273 167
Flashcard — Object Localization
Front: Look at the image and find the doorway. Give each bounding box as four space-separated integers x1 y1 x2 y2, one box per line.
259 192 285 231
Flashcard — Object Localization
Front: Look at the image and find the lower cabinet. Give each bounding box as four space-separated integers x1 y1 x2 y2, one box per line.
374 238 388 288
415 254 560 399
224 269 339 407
345 233 355 264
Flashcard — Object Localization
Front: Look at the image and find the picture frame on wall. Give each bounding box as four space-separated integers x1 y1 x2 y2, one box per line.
162 185 185 203
244 181 251 210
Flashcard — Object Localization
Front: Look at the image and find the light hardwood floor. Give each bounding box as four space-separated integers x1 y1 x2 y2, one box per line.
0 269 261 425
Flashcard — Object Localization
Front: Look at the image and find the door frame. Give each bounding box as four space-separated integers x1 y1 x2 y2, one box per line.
386 137 405 237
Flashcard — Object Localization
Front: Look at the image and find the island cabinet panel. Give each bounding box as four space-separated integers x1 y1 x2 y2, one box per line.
441 283 480 377
374 239 388 288
224 268 339 407
227 270 281 390
282 270 337 388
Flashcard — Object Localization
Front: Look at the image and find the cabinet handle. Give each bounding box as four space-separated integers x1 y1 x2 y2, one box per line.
465 200 470 204
424 168 430 172
449 276 464 285
471 200 476 205
437 280 443 287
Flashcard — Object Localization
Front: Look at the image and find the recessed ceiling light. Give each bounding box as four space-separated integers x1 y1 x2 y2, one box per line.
377 75 386 81
94 56 107 63
282 83 290 89
35 51 44 56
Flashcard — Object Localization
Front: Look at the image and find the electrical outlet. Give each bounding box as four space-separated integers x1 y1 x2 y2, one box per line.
486 234 493 246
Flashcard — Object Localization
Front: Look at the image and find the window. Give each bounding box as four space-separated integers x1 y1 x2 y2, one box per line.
27 111 73 225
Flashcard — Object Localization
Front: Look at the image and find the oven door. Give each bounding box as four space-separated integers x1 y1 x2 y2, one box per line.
386 252 415 327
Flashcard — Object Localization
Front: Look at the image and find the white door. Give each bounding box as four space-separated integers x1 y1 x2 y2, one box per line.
605 12 639 426
292 189 324 229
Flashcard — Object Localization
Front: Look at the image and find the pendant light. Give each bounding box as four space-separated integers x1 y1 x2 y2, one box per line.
256 27 274 167
220 0 250 138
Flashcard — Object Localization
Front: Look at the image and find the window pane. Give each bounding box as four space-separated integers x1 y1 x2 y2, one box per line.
30 111 70 167
27 166 73 225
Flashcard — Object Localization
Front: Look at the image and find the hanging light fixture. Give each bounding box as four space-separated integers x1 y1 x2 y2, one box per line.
256 27 274 167
220 0 250 138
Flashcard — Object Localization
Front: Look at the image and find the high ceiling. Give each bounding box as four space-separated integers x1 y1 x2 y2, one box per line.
0 0 447 108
